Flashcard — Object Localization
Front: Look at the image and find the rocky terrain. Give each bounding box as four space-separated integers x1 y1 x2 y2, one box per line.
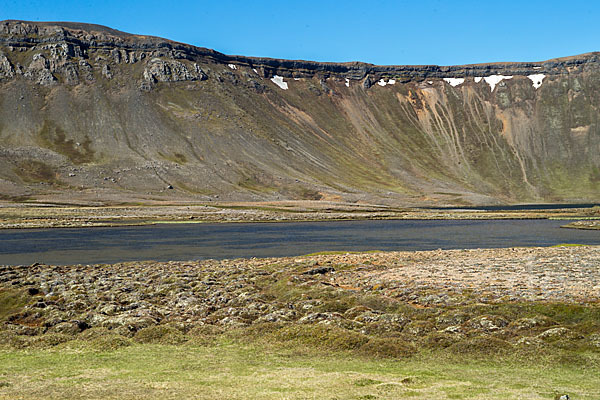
1 247 599 357
0 20 600 206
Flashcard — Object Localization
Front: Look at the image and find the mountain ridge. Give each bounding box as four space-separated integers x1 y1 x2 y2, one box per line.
3 20 598 81
0 20 599 206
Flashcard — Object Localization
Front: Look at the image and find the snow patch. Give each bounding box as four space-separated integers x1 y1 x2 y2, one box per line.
427 81 433 85
474 77 482 83
483 75 513 92
443 77 465 87
533 66 542 70
377 78 395 86
527 73 546 89
270 75 288 90
345 78 350 87
252 68 258 74
227 64 237 70
294 77 300 81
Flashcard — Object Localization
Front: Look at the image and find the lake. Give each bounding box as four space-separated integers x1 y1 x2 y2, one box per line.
0 219 598 265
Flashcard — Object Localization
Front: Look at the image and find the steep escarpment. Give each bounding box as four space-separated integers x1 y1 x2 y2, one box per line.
0 20 599 205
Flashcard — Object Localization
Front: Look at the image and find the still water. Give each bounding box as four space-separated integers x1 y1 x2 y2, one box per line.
0 219 598 265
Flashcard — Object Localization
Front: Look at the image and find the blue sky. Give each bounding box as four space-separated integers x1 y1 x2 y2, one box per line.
1 0 599 66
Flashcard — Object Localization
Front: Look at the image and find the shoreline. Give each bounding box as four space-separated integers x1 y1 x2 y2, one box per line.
1 201 599 229
562 220 600 230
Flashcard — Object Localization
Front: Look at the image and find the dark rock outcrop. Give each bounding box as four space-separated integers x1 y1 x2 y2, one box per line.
2 20 595 84
143 58 207 83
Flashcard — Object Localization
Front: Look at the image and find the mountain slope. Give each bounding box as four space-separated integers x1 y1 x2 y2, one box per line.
0 20 599 206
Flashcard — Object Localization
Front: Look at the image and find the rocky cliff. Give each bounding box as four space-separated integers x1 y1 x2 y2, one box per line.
0 20 599 205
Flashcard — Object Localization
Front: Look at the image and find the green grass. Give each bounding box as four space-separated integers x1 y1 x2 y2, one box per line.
0 343 597 399
0 289 31 321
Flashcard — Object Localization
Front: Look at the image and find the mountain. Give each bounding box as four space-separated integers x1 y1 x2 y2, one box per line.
0 20 599 206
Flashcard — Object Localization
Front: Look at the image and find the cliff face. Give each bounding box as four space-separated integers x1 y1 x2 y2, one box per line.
0 20 599 205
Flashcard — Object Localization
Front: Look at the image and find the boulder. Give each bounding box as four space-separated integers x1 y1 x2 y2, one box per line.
465 315 509 332
537 327 581 342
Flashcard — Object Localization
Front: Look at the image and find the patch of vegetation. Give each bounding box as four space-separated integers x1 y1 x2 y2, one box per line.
0 289 32 321
158 151 187 164
442 301 600 331
171 181 214 195
448 336 513 358
0 194 31 202
13 160 58 184
30 333 73 349
589 167 600 184
134 325 187 345
38 120 94 164
295 187 323 200
269 324 369 352
0 331 30 350
360 336 415 358
76 327 133 351
354 378 382 387
237 173 278 194
257 270 410 317
529 303 600 329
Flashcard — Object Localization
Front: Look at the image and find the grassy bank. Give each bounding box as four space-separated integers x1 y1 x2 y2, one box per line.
0 342 598 399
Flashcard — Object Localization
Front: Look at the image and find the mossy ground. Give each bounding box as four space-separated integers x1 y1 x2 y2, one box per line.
1 248 600 399
1 278 599 399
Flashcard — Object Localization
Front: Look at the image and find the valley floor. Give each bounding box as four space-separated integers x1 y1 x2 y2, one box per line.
1 246 599 399
1 200 599 228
